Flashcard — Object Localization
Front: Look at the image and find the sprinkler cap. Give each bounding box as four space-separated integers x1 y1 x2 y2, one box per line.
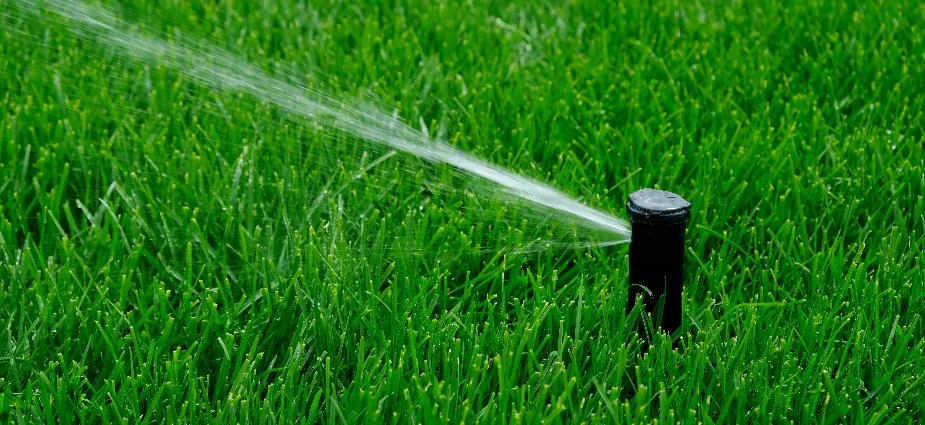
627 188 691 224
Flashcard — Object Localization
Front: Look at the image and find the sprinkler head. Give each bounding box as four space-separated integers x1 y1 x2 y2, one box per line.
626 188 691 336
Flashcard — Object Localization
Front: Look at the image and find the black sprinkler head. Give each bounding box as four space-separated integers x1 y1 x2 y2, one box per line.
626 188 691 336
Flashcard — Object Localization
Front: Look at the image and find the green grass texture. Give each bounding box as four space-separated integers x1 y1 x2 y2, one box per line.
1 0 924 423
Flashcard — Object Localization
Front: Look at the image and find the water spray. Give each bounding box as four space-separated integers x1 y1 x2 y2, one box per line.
626 188 691 336
10 0 632 247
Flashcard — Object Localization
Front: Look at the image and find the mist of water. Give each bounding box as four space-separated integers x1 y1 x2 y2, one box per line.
10 0 632 242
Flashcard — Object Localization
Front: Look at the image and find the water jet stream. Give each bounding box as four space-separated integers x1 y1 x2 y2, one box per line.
10 0 632 242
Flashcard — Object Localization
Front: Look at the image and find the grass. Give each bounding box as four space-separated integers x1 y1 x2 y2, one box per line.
1 0 924 422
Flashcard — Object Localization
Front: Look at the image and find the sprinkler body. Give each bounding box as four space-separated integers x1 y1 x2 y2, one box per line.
626 189 691 335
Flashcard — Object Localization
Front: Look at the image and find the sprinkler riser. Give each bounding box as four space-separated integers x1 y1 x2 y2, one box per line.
626 189 691 335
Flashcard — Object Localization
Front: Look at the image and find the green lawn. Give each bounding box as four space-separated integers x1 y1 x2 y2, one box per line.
2 0 924 422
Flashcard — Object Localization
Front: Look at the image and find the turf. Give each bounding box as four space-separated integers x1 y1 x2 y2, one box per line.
1 0 924 423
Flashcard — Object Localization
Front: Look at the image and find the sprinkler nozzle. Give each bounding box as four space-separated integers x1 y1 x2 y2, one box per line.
626 188 691 336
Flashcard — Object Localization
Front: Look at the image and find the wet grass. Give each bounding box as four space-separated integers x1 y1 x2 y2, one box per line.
1 0 924 422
